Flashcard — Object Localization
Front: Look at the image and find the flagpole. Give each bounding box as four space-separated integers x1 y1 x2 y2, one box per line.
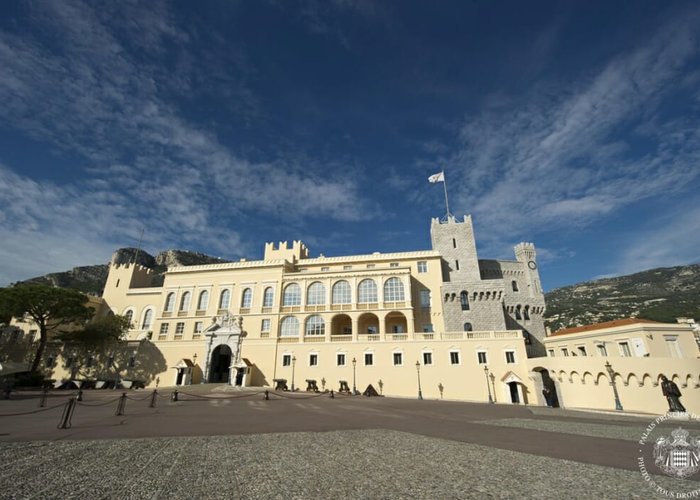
442 170 451 219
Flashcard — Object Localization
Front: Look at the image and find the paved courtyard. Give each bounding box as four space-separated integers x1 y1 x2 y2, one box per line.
1 386 698 498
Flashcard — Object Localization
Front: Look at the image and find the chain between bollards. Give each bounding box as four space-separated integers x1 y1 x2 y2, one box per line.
57 398 76 429
115 392 127 416
150 389 158 408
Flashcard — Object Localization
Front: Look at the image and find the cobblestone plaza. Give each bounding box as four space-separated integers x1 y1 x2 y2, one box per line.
1 387 698 498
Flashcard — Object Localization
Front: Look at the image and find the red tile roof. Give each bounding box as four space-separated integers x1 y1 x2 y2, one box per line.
551 318 661 337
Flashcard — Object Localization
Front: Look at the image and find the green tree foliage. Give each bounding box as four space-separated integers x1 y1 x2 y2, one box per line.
58 314 130 346
0 285 93 373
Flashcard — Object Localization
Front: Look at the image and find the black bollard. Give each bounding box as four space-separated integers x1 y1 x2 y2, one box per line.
264 390 269 400
58 398 76 429
76 389 83 401
3 386 11 400
330 390 334 399
39 387 49 408
115 392 127 416
150 389 158 408
171 390 179 402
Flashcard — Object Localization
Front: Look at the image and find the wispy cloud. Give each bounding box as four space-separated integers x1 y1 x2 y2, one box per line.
435 8 700 257
0 0 375 284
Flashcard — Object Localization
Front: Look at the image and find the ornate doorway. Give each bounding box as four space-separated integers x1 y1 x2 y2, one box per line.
209 344 232 383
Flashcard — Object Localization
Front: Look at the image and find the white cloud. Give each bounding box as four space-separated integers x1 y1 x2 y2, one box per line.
437 8 700 257
0 0 376 285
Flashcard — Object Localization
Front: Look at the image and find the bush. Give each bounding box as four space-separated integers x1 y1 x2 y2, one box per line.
13 371 46 388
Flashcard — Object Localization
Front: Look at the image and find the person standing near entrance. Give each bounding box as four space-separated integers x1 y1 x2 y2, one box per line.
660 375 686 412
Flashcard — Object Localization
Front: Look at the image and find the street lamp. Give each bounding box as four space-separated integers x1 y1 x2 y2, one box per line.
416 361 423 400
490 372 497 403
605 361 623 411
291 356 297 392
352 357 357 395
484 365 494 404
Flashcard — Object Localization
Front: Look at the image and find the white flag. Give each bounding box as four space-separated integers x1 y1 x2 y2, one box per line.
428 171 444 183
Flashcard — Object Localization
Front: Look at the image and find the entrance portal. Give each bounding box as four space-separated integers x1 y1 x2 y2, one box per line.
508 382 520 403
209 345 232 383
539 369 560 407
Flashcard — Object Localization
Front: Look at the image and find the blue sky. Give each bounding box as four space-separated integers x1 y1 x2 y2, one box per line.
1 1 699 291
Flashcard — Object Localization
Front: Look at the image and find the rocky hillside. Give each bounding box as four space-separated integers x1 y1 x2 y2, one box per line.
544 263 700 332
17 248 230 294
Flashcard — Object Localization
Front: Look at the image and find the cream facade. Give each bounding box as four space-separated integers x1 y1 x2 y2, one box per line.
529 319 700 414
87 215 546 403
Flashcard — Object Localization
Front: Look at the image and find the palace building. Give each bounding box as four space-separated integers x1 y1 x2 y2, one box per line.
94 215 546 403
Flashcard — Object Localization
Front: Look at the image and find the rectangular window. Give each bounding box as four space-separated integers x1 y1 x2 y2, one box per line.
422 352 433 366
367 326 378 334
505 351 516 364
450 351 460 365
45 356 55 368
665 337 682 358
321 267 330 272
393 352 403 366
619 342 632 357
367 264 375 269
455 260 460 270
577 346 587 356
597 344 608 357
423 324 434 333
175 322 185 336
337 353 346 366
477 352 487 364
548 349 555 357
364 353 373 366
309 354 318 366
194 321 203 334
420 290 431 308
417 261 427 273
261 319 271 332
561 348 569 357
127 356 136 368
160 323 169 335
390 262 399 268
282 354 291 366
343 265 352 270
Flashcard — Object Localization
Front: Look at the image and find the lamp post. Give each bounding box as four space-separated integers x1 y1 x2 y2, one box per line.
291 356 296 392
416 361 423 400
484 365 494 404
352 357 357 395
490 372 497 403
605 361 623 411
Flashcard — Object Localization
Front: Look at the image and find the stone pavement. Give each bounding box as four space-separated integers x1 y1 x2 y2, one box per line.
0 386 698 499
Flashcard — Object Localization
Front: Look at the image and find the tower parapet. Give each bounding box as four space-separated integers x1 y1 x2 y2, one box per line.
263 240 309 263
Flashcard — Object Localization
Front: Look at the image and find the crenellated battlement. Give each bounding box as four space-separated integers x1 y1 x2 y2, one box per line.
264 240 309 262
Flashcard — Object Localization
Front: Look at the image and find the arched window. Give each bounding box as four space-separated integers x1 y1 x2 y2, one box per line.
332 280 351 304
358 279 377 303
219 289 231 309
164 293 175 312
460 291 470 311
241 288 252 308
305 315 325 336
515 305 522 320
283 283 301 306
179 292 191 312
263 287 274 307
197 291 209 311
280 316 299 337
512 280 519 292
141 309 153 329
306 282 326 305
124 309 134 328
383 278 405 301
524 305 530 320
464 322 473 332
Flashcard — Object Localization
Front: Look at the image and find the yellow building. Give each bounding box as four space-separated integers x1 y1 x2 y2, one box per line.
529 318 700 414
94 215 545 403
